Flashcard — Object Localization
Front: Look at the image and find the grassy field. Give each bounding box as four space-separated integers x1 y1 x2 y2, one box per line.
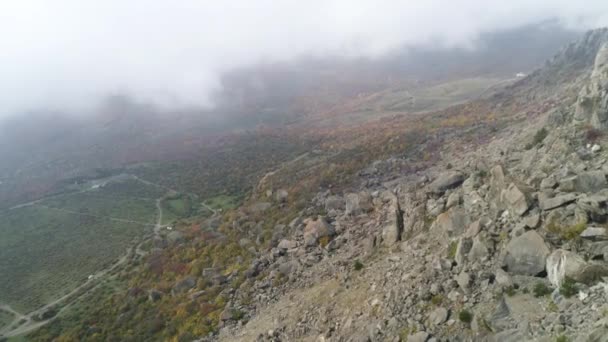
205 194 241 211
0 309 15 330
0 179 162 314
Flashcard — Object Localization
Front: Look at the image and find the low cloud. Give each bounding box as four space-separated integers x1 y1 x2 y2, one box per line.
1 0 608 116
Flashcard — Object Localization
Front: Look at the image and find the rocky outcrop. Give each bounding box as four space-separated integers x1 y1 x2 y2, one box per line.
574 42 608 128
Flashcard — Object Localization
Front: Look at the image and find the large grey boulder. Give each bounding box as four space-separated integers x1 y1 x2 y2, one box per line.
407 331 429 342
581 227 608 240
547 249 608 286
428 171 466 194
503 231 550 276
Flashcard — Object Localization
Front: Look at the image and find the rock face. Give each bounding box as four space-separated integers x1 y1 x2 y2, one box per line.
573 171 608 193
345 192 373 215
539 193 577 211
503 231 550 276
428 171 466 194
574 42 608 128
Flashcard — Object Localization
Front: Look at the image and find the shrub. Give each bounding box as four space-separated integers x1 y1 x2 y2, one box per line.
504 285 518 297
533 282 552 298
585 126 604 142
525 127 548 150
459 310 473 324
556 335 569 342
431 294 444 306
448 241 458 259
560 277 578 298
353 260 364 271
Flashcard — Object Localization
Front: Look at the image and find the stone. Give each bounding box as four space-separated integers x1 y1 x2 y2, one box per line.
592 144 602 153
573 171 607 193
303 217 335 246
446 192 461 209
148 289 163 302
381 194 403 246
429 307 449 326
494 268 513 287
435 208 469 238
172 276 196 294
523 212 541 228
325 195 345 211
503 231 550 276
540 176 558 189
455 237 473 265
468 235 490 260
428 171 466 194
456 271 472 292
277 239 297 250
501 182 531 217
580 227 608 240
578 193 608 221
547 249 608 286
345 192 373 216
539 193 577 211
275 189 289 203
407 331 429 342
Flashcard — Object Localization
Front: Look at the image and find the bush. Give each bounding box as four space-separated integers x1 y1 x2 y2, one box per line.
431 294 444 306
459 310 473 324
448 241 458 259
533 282 552 298
525 127 548 150
560 277 579 298
556 335 568 342
353 260 364 271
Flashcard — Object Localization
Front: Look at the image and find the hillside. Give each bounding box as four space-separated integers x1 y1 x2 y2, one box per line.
3 25 608 342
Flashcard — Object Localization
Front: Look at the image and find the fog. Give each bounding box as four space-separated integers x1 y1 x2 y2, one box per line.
2 0 608 117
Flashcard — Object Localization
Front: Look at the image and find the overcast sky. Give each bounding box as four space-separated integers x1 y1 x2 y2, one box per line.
1 1 608 117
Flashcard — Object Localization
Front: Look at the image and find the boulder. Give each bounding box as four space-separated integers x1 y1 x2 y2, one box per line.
325 195 345 211
501 182 532 217
382 198 403 246
345 192 373 215
539 193 577 211
172 276 196 295
580 227 608 240
277 239 297 250
469 235 490 260
428 171 466 194
428 307 449 326
503 231 550 276
547 249 608 286
446 192 461 209
303 217 335 246
578 193 608 221
435 208 469 237
407 331 430 342
455 237 473 265
275 189 289 203
573 171 608 193
456 271 472 292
